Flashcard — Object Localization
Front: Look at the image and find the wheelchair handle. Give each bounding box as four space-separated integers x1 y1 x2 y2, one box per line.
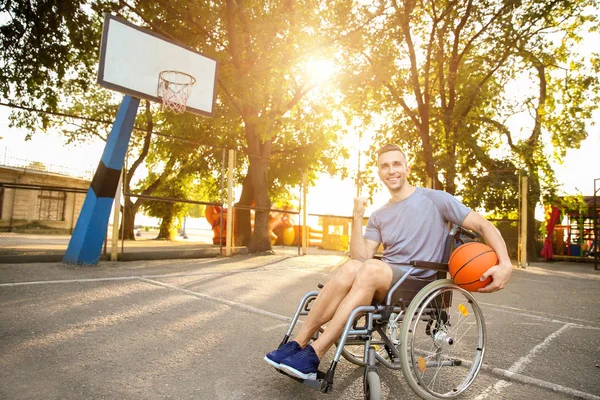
450 226 477 240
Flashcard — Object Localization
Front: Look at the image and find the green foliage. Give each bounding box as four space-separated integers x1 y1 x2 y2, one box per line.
0 0 118 111
2 0 598 252
557 194 588 215
2 2 350 248
139 173 194 239
339 0 599 218
459 161 520 217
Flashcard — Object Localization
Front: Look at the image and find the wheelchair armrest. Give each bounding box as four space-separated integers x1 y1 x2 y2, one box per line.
410 260 449 272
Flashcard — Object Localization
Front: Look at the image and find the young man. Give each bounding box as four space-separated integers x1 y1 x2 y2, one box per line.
264 144 512 380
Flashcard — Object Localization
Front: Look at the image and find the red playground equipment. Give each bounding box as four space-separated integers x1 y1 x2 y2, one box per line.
204 205 296 246
542 196 599 262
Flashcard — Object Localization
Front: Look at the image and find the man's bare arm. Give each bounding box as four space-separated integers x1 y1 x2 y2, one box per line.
349 197 380 260
461 211 512 293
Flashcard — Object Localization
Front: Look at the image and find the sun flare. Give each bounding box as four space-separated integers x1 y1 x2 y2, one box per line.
303 57 337 85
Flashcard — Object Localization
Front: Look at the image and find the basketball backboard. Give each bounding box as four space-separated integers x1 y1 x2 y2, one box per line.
97 14 218 117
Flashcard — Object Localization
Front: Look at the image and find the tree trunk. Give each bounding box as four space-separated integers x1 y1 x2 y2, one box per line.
120 198 139 240
235 172 253 246
247 155 272 253
445 147 457 195
156 205 177 240
241 111 273 253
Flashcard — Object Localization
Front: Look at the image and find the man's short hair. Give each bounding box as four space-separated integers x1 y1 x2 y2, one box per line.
376 144 407 161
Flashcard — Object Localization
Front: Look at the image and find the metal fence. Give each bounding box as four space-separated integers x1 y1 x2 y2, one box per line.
1 153 94 180
0 181 525 263
117 193 305 259
0 183 227 262
117 193 225 261
0 183 306 262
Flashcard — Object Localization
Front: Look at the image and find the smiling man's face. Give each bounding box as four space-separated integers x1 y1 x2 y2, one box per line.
377 150 411 192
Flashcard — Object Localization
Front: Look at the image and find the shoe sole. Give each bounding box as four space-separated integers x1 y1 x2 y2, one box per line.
279 364 317 380
263 356 280 369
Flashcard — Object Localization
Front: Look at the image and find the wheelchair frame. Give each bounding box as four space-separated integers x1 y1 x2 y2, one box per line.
273 226 487 400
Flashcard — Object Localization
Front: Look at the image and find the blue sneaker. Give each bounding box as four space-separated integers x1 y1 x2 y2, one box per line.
279 344 319 380
264 341 302 369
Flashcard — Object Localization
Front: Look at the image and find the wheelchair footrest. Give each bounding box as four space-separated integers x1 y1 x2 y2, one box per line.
276 368 332 393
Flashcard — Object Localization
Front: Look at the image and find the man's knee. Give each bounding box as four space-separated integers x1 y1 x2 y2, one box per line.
330 259 362 287
355 259 393 288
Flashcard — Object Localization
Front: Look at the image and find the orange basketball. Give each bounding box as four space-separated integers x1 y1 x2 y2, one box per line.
448 242 498 292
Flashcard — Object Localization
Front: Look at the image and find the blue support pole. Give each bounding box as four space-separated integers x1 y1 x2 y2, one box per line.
63 95 140 265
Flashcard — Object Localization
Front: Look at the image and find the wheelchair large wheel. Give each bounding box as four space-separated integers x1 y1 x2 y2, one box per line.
399 279 485 399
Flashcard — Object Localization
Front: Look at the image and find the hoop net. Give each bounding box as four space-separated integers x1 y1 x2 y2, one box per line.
157 70 197 114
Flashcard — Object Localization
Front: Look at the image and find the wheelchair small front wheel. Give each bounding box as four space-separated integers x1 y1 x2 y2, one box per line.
399 279 485 399
363 369 382 400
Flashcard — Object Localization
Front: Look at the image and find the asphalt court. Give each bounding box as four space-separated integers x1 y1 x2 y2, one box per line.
0 254 599 399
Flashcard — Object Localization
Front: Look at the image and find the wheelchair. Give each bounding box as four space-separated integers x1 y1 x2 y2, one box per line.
272 226 486 400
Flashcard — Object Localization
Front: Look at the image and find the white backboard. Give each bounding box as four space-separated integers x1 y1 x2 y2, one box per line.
98 14 218 117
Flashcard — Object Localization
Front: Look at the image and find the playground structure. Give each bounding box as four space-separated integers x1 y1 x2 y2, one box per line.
204 205 300 246
543 193 599 264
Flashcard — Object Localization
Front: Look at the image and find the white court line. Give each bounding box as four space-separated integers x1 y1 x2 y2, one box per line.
474 323 575 400
518 266 600 281
137 277 293 323
483 366 600 400
480 301 600 329
0 258 331 288
510 323 572 373
0 276 138 287
3 274 598 331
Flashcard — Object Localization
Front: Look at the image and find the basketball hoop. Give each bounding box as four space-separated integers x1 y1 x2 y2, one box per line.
157 70 196 114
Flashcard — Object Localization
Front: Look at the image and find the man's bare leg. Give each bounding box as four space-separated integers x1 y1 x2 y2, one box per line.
310 259 393 359
292 259 362 347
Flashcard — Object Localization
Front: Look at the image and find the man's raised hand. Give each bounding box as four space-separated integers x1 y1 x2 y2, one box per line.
354 197 368 218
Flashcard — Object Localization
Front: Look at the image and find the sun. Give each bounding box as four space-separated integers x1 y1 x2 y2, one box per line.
303 57 338 86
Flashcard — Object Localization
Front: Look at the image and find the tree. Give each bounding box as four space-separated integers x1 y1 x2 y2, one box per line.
122 0 351 252
473 2 600 259
141 174 193 240
3 1 351 253
341 0 599 260
0 0 118 117
1 0 151 240
0 1 238 240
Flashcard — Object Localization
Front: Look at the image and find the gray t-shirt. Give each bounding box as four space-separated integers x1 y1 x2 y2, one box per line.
364 187 471 278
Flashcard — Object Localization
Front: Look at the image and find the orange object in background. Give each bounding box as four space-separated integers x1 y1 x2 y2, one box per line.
282 226 295 246
205 205 297 246
205 205 227 245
